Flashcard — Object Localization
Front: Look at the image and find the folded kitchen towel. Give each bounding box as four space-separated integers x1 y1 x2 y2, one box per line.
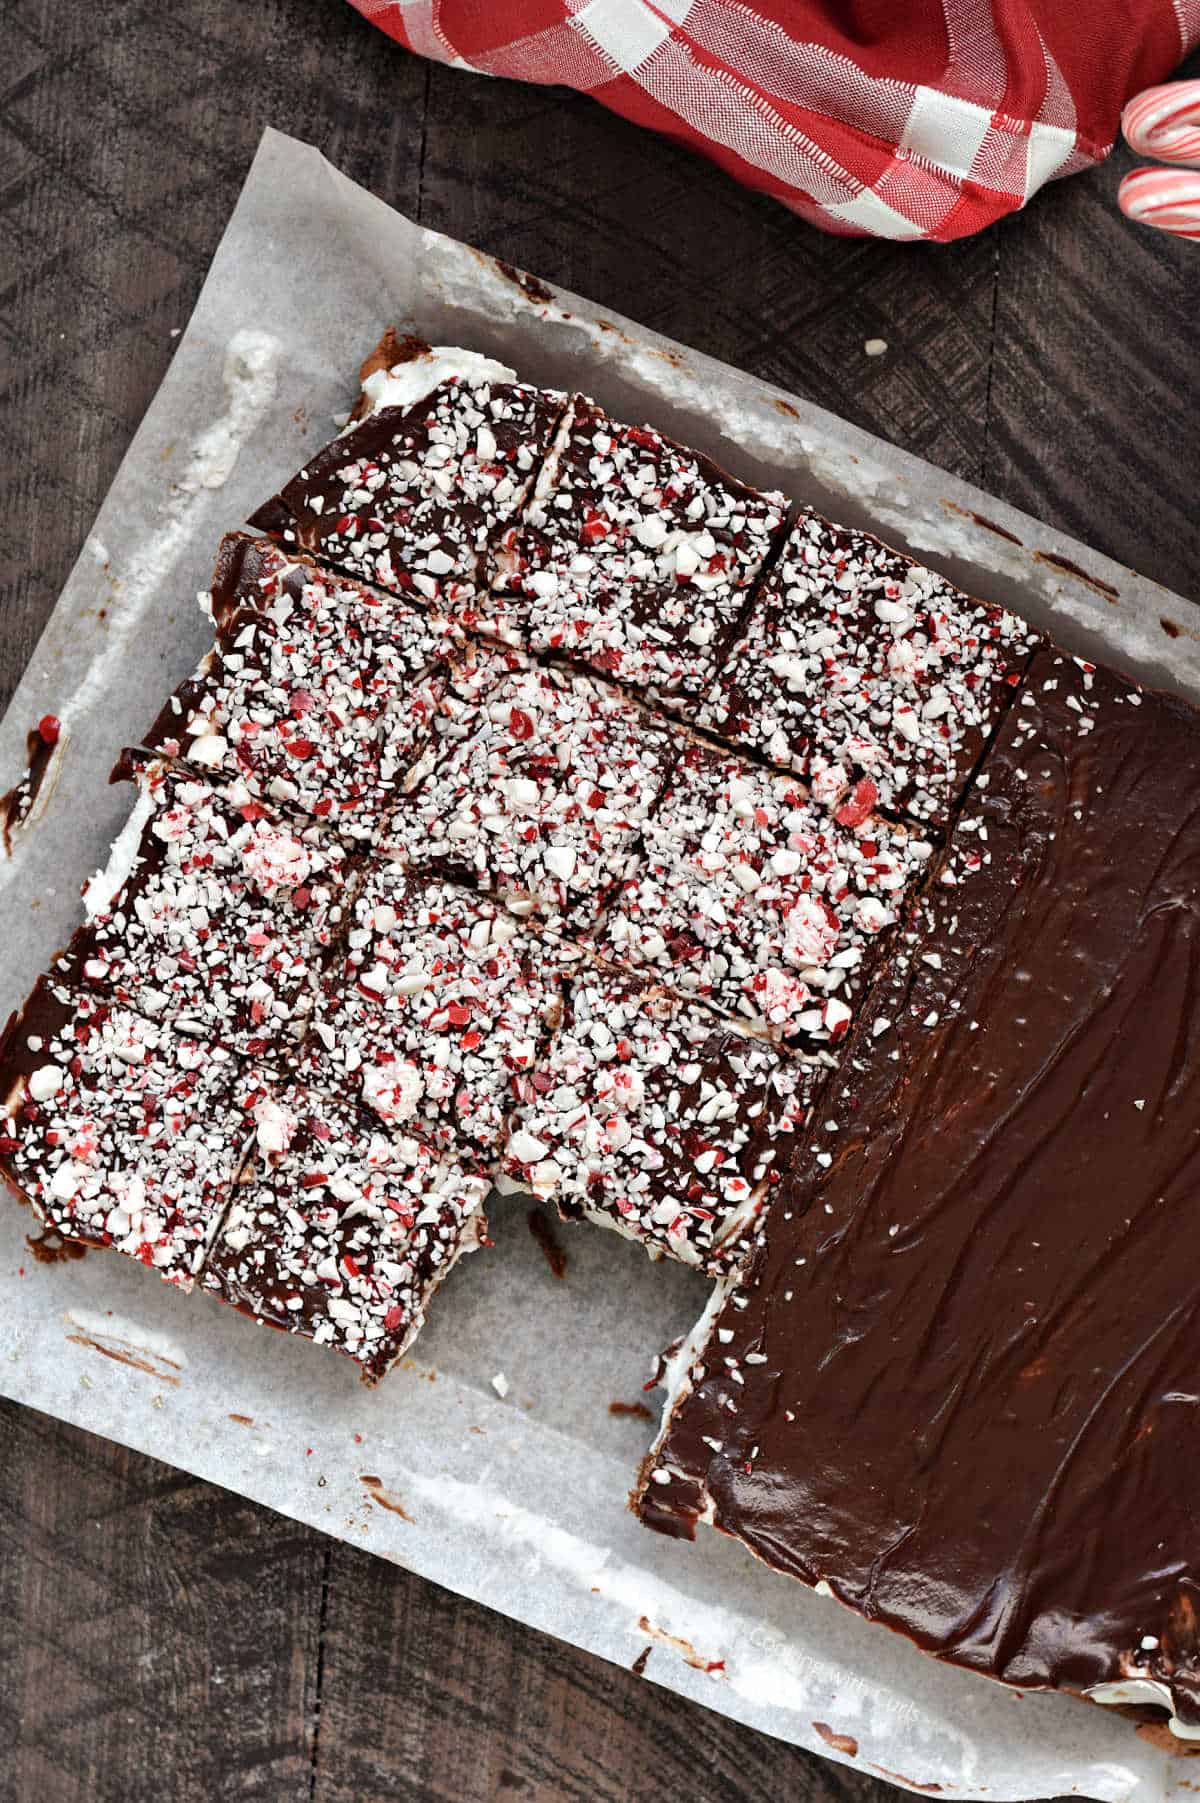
350 0 1200 240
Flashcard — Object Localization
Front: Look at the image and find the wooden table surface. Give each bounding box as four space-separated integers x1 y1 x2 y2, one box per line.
4 4 1200 1798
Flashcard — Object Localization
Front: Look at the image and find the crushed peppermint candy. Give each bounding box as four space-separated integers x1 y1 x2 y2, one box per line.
58 760 351 1058
0 983 248 1285
142 536 455 843
502 963 819 1273
202 1069 490 1383
489 395 786 709
1 357 1066 1386
384 651 679 928
305 868 571 1153
593 740 929 1046
699 511 1040 829
250 365 564 616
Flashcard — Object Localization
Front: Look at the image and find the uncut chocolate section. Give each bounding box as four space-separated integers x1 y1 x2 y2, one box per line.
637 650 1200 1720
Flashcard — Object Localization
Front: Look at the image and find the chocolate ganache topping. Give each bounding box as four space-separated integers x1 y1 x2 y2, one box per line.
640 646 1200 1722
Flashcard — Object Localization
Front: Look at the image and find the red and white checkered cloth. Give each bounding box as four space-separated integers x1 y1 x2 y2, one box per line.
350 0 1200 239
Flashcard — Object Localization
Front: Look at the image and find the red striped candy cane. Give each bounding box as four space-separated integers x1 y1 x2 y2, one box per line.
1118 166 1200 238
1122 81 1200 169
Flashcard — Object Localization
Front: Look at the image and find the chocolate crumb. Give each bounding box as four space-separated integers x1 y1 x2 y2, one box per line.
527 1206 568 1279
0 718 62 856
813 1722 859 1757
1033 549 1119 600
494 259 555 306
25 1225 87 1266
359 1474 414 1522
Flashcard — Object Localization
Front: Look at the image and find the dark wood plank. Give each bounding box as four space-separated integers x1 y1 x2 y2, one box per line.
313 1535 893 1803
984 45 1200 604
1 0 428 715
419 63 998 486
0 1397 325 1801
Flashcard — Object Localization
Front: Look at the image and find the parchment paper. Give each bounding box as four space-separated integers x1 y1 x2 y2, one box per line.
3 126 1198 1802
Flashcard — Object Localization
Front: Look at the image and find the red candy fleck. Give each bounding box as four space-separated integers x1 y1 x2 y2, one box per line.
37 715 61 746
834 778 878 831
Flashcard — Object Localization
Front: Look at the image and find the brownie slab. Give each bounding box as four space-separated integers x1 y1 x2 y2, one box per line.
250 336 564 614
0 982 248 1285
503 962 819 1273
59 759 351 1059
490 395 787 708
699 511 1040 830
202 1070 491 1384
593 739 931 1046
638 650 1200 1726
304 868 569 1154
142 535 454 842
385 650 681 930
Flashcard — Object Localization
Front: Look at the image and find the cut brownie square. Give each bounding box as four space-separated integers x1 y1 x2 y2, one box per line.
0 981 248 1285
249 335 564 617
142 535 454 841
503 962 819 1273
594 739 931 1045
385 650 681 930
700 511 1040 830
57 759 352 1059
304 868 569 1153
202 1068 490 1383
490 395 787 707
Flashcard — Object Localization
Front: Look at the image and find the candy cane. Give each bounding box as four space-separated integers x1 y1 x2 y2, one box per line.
1122 81 1200 169
1118 166 1200 239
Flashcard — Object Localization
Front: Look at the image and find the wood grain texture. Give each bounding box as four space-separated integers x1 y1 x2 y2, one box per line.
3 1 1199 1799
1 0 426 718
419 59 998 484
0 1399 324 1801
313 1537 893 1803
984 45 1200 603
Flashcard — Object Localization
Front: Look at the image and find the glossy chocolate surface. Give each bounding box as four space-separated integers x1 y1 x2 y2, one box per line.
640 649 1200 1717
